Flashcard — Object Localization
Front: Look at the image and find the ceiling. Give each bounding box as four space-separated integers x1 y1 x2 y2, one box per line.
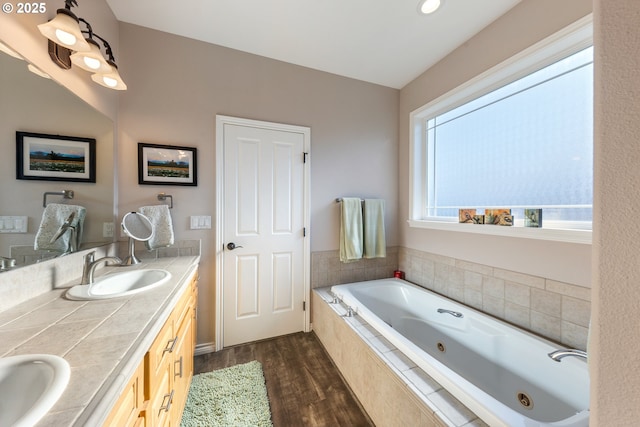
105 0 522 89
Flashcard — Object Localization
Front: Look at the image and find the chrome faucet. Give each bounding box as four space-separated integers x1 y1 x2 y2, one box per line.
548 349 587 362
81 251 122 286
437 308 464 318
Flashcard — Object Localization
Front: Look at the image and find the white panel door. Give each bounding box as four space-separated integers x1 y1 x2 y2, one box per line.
222 123 306 347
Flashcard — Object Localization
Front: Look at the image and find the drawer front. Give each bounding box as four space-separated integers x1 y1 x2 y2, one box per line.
147 318 175 392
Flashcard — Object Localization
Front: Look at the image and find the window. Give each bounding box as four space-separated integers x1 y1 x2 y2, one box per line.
409 18 593 242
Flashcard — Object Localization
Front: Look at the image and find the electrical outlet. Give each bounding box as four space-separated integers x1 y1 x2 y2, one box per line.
103 222 115 238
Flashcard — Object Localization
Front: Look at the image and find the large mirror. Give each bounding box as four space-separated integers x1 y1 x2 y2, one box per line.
0 40 114 269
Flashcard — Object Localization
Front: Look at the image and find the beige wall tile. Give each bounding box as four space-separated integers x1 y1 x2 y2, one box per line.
531 288 562 317
562 297 591 327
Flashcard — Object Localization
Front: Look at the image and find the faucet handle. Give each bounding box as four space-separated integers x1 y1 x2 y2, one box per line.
84 251 96 263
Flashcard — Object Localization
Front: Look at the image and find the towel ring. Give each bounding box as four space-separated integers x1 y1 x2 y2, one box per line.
43 190 74 207
157 193 173 208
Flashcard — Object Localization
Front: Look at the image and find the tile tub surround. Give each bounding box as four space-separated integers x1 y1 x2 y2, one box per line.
0 255 200 426
312 288 486 427
311 247 399 288
398 247 591 350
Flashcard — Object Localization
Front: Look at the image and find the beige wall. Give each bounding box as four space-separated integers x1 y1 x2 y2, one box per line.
116 23 399 345
591 0 640 422
399 0 593 288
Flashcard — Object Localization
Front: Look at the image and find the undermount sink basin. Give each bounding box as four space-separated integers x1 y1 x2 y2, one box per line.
0 354 70 427
65 269 172 300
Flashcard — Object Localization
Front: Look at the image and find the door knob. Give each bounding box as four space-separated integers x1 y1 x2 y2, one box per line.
226 242 243 250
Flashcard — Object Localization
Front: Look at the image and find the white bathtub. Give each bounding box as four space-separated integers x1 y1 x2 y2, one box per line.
330 278 589 427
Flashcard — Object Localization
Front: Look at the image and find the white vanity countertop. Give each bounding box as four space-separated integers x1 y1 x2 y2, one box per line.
0 255 200 427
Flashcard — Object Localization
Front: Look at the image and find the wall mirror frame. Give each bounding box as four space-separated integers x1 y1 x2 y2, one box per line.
0 39 115 270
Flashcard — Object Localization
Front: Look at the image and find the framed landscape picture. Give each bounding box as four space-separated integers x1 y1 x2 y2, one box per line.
138 142 198 186
16 131 96 182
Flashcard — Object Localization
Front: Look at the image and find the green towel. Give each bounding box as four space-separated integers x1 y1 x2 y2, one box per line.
339 198 363 262
364 199 386 259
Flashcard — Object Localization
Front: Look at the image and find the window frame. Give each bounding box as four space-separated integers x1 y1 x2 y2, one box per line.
408 15 593 244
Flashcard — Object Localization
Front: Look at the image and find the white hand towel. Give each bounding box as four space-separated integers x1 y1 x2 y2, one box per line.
339 198 363 262
363 199 386 259
138 205 174 250
34 203 86 252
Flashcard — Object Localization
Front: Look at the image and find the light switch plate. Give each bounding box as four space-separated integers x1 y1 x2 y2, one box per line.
0 216 28 233
103 222 115 238
190 215 212 230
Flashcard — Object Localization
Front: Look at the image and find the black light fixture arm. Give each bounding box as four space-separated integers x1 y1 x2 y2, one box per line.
64 0 79 11
78 18 117 64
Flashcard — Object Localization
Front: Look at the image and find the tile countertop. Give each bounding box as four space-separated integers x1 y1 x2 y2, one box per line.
0 255 200 427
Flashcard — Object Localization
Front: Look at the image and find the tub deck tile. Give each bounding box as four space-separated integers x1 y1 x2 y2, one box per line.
314 287 488 427
387 349 418 371
368 334 395 353
404 366 442 395
355 323 381 339
428 389 478 426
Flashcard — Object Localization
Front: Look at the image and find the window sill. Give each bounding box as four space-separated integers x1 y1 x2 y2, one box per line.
407 219 591 244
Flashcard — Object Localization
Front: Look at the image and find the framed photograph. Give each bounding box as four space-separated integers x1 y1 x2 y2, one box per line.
138 143 197 186
16 131 96 182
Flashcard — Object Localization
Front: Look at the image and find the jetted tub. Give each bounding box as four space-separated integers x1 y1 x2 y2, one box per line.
330 278 589 427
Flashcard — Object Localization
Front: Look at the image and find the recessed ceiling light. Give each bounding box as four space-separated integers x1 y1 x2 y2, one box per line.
418 0 442 14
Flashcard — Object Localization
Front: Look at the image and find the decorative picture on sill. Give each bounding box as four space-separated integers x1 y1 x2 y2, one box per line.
524 209 543 228
16 131 96 183
472 214 485 224
138 142 198 186
485 208 512 225
458 209 476 223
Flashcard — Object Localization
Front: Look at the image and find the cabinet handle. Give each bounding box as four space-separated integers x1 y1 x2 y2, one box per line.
163 336 178 355
159 389 174 414
175 356 183 379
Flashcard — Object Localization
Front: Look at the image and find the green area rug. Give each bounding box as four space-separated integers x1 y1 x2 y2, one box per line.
181 360 273 427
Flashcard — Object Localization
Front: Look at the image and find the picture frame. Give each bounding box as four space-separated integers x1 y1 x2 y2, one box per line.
138 142 198 186
16 131 96 183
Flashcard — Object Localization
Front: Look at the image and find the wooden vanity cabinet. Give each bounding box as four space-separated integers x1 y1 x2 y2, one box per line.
103 269 198 427
102 359 146 427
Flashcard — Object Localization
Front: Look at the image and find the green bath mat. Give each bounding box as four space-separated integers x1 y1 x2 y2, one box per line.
181 360 273 427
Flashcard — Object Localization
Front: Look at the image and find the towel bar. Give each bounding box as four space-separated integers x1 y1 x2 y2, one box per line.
157 193 173 208
42 190 74 207
336 198 363 203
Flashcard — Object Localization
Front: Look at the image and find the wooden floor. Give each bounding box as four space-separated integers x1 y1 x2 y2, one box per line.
194 332 374 427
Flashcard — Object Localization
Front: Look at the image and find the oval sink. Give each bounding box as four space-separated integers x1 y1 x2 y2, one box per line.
0 354 70 427
65 269 172 300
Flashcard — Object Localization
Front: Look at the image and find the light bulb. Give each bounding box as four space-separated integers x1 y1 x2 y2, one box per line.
54 29 76 46
419 0 441 14
102 76 118 88
83 56 101 70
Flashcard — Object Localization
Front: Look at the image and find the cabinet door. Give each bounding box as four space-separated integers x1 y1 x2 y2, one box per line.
171 309 194 423
148 362 173 427
102 360 145 427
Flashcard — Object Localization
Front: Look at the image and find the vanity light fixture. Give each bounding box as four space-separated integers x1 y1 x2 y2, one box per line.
37 0 90 52
418 0 442 14
37 0 126 90
27 64 52 79
0 41 23 60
